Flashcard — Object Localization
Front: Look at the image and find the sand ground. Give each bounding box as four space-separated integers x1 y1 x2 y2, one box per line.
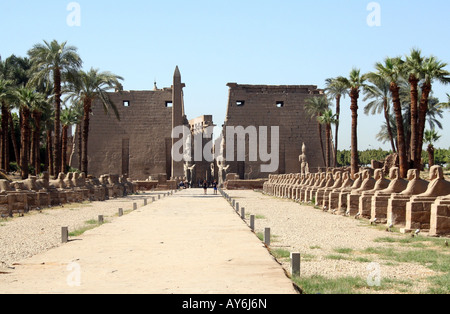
0 189 297 294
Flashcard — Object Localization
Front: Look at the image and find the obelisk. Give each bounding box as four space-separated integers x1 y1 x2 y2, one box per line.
171 66 185 178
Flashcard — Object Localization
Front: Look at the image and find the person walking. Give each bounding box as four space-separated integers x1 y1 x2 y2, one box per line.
212 180 218 195
203 180 208 195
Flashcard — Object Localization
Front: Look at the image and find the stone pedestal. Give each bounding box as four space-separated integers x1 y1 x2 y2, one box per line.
404 196 436 231
430 198 450 236
387 195 411 226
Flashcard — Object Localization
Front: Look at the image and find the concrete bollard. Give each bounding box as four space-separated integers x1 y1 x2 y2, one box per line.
133 203 137 211
152 197 156 202
232 200 235 207
144 199 148 206
62 227 69 243
119 208 123 217
98 215 104 224
158 195 161 200
264 228 271 246
236 202 239 213
250 215 255 231
291 253 301 277
241 207 245 220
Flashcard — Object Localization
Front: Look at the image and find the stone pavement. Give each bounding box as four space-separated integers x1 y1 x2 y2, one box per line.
0 189 297 294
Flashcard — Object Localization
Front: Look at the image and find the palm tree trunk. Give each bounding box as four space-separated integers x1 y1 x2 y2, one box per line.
409 76 419 169
46 129 54 176
81 99 92 175
326 123 332 169
20 108 31 179
390 82 408 178
1 102 8 171
334 95 341 167
317 115 326 167
383 99 396 153
427 145 435 168
61 125 68 173
53 67 62 178
77 121 82 170
415 82 432 170
32 111 42 175
9 112 19 166
350 88 360 179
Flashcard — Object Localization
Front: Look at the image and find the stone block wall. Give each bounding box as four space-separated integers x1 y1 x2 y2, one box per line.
222 83 326 179
71 89 174 180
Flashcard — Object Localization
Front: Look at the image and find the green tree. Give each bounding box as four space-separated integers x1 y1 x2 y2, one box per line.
304 95 329 167
325 78 348 167
0 78 14 170
363 72 396 153
424 130 441 168
28 40 82 178
0 55 32 172
373 57 408 178
65 68 123 175
416 56 450 170
337 68 367 179
317 109 338 169
60 106 80 173
14 87 45 179
404 49 426 168
30 96 50 175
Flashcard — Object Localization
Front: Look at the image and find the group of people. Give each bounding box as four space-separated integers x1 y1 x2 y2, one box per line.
178 179 218 195
202 180 218 195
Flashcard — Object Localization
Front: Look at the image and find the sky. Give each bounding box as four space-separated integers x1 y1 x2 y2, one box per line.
1 0 449 151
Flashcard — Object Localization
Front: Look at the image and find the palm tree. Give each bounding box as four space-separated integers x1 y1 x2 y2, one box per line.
325 78 348 167
30 97 50 175
28 40 82 178
304 94 329 167
337 68 367 179
65 68 123 175
404 49 425 167
416 56 450 170
14 87 45 179
376 113 398 149
60 106 79 173
439 93 450 109
1 55 32 172
373 57 408 178
424 129 441 168
0 79 14 170
363 72 396 153
317 109 338 169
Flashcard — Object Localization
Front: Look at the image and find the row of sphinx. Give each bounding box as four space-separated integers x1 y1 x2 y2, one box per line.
0 172 136 217
263 165 450 236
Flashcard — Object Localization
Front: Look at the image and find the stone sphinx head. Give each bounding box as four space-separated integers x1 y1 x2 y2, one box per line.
389 167 399 180
429 165 444 181
374 169 383 181
407 169 419 181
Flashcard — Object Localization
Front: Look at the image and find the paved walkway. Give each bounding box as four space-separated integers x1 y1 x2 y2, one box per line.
1 189 297 294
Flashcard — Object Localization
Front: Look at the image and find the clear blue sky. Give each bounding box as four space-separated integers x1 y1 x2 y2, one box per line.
1 0 449 150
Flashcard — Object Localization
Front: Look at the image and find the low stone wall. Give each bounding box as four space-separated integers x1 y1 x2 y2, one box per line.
262 166 450 236
0 172 135 217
